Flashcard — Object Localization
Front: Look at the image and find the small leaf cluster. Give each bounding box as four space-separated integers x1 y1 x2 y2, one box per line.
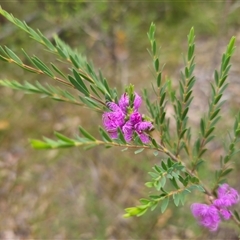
173 27 195 156
124 158 204 217
145 23 169 144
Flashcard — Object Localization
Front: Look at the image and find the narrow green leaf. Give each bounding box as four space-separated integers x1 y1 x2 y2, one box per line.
4 46 23 64
161 197 169 213
134 148 144 154
221 168 233 177
234 210 240 222
150 201 158 211
181 107 189 120
145 182 154 188
73 68 89 92
173 193 180 207
157 72 161 87
180 128 188 139
69 55 80 68
99 127 113 142
184 90 192 103
51 63 67 79
170 177 180 189
154 58 159 72
160 91 166 106
117 128 127 144
54 132 75 143
30 139 52 149
204 126 215 138
210 108 220 120
152 40 157 55
79 127 96 141
68 75 88 96
32 56 54 77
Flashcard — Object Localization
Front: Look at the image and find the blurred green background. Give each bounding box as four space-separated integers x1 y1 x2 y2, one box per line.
1 1 240 239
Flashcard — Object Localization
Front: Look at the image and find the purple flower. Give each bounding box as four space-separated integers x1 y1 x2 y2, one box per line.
191 184 239 231
191 203 220 231
218 208 231 220
213 184 239 208
122 112 153 143
103 91 153 142
118 92 142 114
102 104 125 138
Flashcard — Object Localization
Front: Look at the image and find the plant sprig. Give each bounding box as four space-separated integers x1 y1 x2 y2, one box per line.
192 36 236 172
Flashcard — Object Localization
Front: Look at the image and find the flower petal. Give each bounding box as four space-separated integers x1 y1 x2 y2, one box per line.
138 132 150 144
102 111 125 139
214 184 239 208
118 93 129 113
191 203 220 231
133 92 142 111
135 121 153 132
122 121 134 142
129 112 142 125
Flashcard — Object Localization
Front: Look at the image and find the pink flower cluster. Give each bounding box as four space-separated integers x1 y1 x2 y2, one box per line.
102 92 153 143
191 184 239 231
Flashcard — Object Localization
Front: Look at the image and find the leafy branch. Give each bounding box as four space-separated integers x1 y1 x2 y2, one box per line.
0 7 117 105
213 112 240 189
174 27 196 157
0 79 104 110
146 23 169 145
124 158 205 217
192 36 236 171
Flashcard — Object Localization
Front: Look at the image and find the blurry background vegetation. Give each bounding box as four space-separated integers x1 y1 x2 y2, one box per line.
1 1 240 239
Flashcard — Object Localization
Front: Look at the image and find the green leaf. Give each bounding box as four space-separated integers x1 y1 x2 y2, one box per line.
157 72 161 87
99 127 113 142
51 63 67 79
210 108 220 120
233 210 240 222
204 126 215 138
145 182 154 188
68 75 88 96
200 118 205 136
214 94 222 105
79 127 96 141
54 132 75 143
221 168 233 177
170 177 180 189
181 107 189 120
73 69 89 93
159 91 166 106
214 70 219 85
179 128 188 139
227 36 236 55
117 128 127 144
29 139 52 149
150 201 158 211
151 138 158 149
4 46 23 65
152 40 157 55
161 197 169 213
154 58 159 71
134 148 144 154
31 56 54 77
173 193 180 206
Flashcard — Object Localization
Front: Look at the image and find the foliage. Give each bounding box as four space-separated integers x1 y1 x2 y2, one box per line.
0 5 240 235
